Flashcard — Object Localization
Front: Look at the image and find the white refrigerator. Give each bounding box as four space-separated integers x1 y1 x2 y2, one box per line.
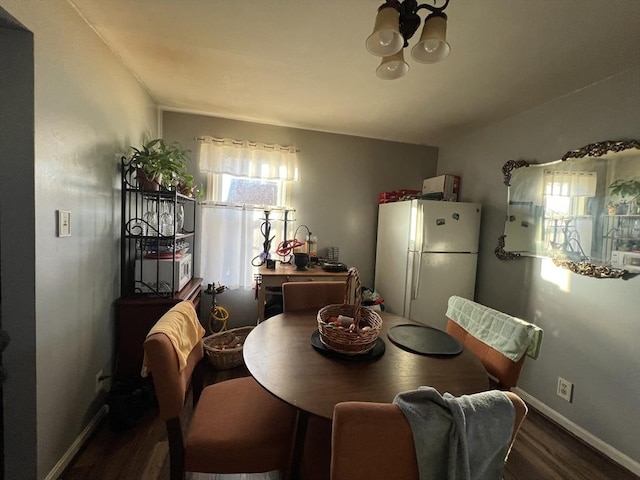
374 200 481 331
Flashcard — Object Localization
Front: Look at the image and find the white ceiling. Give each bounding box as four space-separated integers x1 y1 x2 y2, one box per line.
69 0 640 146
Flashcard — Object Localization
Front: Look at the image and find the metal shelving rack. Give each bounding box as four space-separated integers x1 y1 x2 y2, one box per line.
120 157 197 297
602 214 640 263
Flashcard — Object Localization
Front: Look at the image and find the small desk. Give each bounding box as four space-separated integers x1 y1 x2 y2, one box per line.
256 263 349 322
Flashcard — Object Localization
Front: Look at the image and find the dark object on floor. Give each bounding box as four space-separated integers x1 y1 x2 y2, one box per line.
106 376 156 431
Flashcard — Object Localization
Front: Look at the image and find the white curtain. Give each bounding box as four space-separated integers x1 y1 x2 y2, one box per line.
200 205 289 290
198 137 297 290
543 170 597 197
200 205 255 290
199 136 298 181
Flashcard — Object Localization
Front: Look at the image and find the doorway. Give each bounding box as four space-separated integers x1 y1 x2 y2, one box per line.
0 8 36 480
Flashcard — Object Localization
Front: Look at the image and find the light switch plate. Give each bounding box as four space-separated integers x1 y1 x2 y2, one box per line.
58 210 71 237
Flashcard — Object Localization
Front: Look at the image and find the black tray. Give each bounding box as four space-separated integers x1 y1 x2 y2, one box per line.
322 262 348 272
387 324 463 356
310 331 385 360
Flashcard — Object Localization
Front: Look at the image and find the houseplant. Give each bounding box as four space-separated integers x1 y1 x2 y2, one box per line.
130 139 191 191
176 172 203 198
609 179 640 214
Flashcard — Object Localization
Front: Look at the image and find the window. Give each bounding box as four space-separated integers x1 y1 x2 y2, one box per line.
208 172 289 207
542 170 597 260
198 137 298 289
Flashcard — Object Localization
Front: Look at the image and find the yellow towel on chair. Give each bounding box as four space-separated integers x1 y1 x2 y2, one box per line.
141 301 205 377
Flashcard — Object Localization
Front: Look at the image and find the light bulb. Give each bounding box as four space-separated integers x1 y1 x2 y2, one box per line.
378 30 398 48
422 39 441 54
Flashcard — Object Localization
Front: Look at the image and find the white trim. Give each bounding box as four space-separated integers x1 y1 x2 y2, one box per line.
44 405 109 480
157 105 163 138
513 388 640 476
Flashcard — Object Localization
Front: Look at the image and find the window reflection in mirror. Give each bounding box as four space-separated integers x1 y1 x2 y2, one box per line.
498 140 640 277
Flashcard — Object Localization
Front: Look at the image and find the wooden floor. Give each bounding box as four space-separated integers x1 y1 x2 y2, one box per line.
61 365 638 480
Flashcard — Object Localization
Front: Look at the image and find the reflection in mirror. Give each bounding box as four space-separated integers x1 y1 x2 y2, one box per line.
496 140 640 278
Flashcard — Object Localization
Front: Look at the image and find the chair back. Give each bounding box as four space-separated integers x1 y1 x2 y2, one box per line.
144 332 204 420
446 318 525 389
282 281 347 312
330 392 527 480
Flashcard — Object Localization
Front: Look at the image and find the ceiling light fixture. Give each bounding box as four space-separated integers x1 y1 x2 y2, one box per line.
366 0 451 80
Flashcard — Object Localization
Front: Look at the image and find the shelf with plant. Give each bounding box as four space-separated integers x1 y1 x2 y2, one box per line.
607 178 640 215
127 138 196 194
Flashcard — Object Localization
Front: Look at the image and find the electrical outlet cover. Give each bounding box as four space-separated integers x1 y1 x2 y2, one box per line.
557 377 573 402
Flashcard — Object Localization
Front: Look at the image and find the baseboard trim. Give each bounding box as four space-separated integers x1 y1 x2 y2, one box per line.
513 388 640 476
44 404 109 480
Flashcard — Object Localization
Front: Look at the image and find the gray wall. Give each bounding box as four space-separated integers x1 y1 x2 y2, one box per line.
0 13 36 480
0 1 157 478
437 67 640 466
162 111 438 327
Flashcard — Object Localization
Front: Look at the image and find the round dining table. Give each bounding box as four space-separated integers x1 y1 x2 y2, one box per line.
244 311 489 480
244 311 489 419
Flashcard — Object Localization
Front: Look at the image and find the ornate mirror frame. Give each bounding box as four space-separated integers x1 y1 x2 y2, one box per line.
495 140 640 279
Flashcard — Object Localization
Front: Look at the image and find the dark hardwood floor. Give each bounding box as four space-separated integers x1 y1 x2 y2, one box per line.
61 365 638 480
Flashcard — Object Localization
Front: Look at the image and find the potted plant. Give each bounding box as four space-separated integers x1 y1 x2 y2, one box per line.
130 139 191 191
609 179 640 214
176 173 203 198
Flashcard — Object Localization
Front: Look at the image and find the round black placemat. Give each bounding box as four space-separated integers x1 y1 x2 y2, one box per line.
310 331 385 361
387 324 463 356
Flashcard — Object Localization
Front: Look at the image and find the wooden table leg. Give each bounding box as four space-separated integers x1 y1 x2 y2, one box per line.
284 409 309 480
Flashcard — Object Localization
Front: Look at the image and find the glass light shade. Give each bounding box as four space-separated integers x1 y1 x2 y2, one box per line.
365 6 404 57
376 49 409 80
411 14 451 64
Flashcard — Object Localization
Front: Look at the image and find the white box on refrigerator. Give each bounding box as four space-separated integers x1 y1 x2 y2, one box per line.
422 174 460 201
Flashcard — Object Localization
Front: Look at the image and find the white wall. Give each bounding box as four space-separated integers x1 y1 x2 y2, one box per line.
0 1 157 478
162 111 439 327
437 67 640 468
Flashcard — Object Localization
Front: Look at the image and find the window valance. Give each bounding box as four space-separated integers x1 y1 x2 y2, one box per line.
198 136 299 181
543 170 597 197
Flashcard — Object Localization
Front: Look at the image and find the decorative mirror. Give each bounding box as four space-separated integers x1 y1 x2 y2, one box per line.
495 140 640 278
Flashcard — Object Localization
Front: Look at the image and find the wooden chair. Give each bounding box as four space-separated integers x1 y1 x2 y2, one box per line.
143 313 297 479
281 280 347 480
282 280 347 312
330 392 527 480
446 318 526 389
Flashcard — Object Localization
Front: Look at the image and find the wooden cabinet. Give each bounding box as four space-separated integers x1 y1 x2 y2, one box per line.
115 278 202 378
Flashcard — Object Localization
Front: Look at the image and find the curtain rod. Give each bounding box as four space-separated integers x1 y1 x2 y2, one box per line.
195 136 300 153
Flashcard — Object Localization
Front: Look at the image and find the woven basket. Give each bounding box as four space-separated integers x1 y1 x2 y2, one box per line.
203 326 253 370
317 268 382 355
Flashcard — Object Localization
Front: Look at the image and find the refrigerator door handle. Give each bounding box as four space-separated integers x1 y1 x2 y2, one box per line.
412 252 422 300
416 202 425 253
